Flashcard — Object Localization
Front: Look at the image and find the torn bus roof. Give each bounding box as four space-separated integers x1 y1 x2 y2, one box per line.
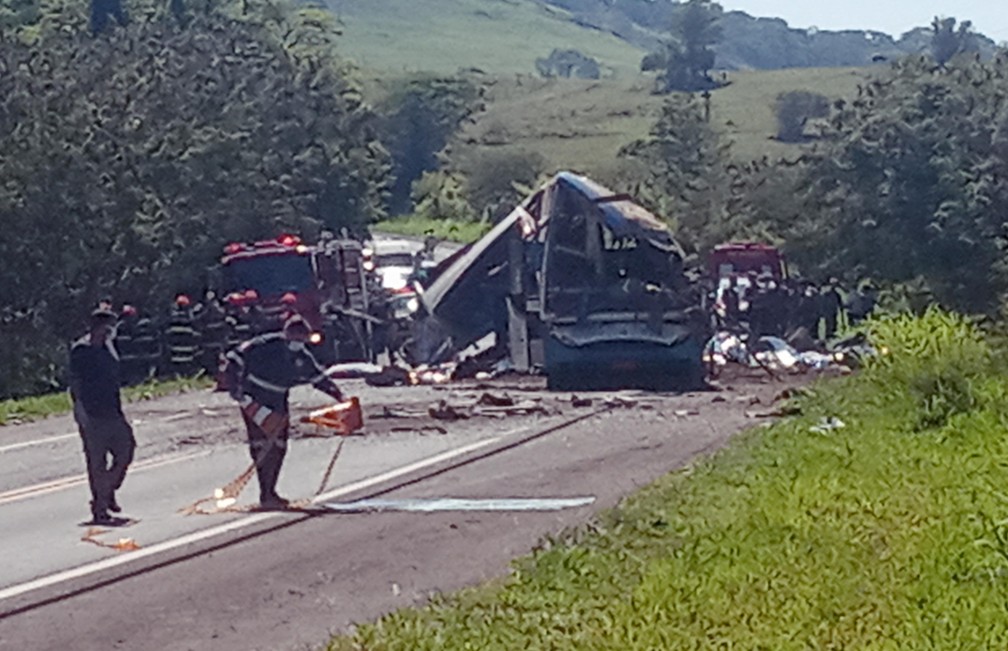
553 172 679 248
407 172 707 386
420 172 682 320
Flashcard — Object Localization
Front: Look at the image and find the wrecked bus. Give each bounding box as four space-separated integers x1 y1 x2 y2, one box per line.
410 172 708 390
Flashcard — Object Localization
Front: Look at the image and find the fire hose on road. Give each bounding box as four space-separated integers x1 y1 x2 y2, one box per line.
178 398 363 516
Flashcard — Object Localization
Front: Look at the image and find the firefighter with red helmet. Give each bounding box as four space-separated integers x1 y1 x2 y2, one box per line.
165 294 200 376
115 303 142 385
222 314 343 509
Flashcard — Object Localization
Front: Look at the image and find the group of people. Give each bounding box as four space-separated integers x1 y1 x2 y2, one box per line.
111 291 276 384
712 274 877 342
69 300 344 524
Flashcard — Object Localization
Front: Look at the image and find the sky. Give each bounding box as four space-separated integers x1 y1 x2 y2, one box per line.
718 1 1008 44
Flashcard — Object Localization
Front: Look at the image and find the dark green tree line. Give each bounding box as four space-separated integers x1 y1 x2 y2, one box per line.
781 55 1008 312
0 12 389 397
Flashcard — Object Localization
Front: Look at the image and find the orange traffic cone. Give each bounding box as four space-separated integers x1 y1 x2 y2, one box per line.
302 397 364 435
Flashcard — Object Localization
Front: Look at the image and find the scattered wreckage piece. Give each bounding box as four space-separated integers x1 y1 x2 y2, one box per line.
704 332 862 378
407 172 709 392
299 398 365 435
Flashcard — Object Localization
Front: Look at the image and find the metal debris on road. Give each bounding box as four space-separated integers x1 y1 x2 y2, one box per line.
428 400 470 421
477 392 515 407
390 426 448 435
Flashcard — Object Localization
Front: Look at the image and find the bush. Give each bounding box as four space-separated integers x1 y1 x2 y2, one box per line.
773 90 829 142
862 308 994 430
410 170 477 222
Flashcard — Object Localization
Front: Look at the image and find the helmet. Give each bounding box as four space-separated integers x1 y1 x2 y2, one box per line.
281 292 298 305
175 294 191 307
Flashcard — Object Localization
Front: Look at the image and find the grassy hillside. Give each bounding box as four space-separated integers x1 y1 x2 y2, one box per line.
327 0 646 76
327 2 877 174
449 66 870 179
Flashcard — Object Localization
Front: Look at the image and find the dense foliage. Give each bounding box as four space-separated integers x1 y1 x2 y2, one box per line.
784 55 1008 312
376 75 484 214
0 9 389 397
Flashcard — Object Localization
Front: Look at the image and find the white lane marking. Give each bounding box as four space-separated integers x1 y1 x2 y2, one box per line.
0 450 214 506
0 433 77 454
0 412 218 454
0 436 502 604
324 497 597 512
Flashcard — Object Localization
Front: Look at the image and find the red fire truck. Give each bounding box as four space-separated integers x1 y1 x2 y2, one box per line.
218 234 376 362
706 242 788 281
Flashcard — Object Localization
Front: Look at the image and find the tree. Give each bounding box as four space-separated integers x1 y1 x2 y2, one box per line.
618 94 731 251
774 91 830 142
535 49 601 79
377 75 484 215
0 13 389 397
411 171 476 222
782 56 1008 312
641 0 723 93
458 149 547 222
931 16 978 66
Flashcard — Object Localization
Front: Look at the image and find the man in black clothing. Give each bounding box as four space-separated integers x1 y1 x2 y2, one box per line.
69 308 136 524
819 279 844 339
223 315 343 509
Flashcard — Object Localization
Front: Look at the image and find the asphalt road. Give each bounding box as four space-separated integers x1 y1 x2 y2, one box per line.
0 371 795 651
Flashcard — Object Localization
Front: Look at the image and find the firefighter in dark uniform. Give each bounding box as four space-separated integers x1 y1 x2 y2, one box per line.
69 308 136 524
115 304 141 385
132 313 161 381
196 290 229 376
165 294 200 375
224 297 249 350
223 315 343 509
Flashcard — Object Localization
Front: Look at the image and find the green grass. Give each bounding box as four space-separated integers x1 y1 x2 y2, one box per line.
330 0 645 77
0 375 213 426
373 216 492 243
333 2 878 186
449 66 870 181
327 310 1008 649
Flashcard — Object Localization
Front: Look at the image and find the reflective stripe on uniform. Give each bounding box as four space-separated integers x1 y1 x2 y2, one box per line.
239 395 289 437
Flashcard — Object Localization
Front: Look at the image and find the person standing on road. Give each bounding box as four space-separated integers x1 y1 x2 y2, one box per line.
69 307 136 524
165 293 200 376
222 314 344 509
